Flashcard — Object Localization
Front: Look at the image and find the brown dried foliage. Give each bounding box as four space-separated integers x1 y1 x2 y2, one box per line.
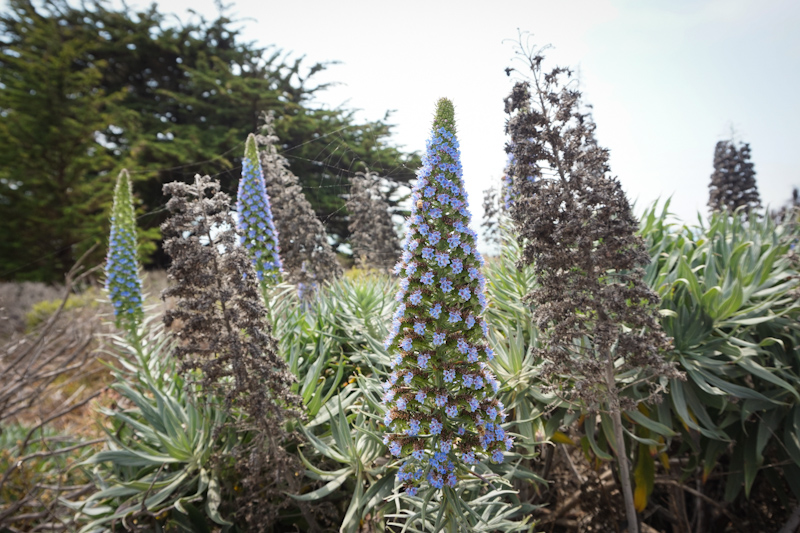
708 139 761 214
256 112 342 292
504 45 680 411
346 169 400 270
161 175 320 530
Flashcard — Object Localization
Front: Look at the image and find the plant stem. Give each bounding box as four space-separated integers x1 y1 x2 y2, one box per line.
611 406 638 533
606 358 638 533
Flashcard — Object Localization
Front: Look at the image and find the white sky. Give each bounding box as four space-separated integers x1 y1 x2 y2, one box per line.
134 0 798 238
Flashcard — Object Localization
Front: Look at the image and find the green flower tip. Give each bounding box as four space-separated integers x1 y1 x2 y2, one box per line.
434 98 456 135
244 133 259 162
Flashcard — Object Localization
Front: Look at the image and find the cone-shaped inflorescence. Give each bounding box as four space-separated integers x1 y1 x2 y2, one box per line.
347 169 401 271
382 98 512 495
256 112 342 297
238 133 282 288
708 139 761 214
105 169 143 329
480 186 501 250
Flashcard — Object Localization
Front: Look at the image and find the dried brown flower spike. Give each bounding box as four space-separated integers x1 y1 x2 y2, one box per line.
161 174 313 528
347 169 400 270
256 112 342 296
161 174 299 426
708 139 761 214
504 42 681 533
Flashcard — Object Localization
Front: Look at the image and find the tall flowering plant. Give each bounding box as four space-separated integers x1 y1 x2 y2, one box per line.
382 98 512 495
237 133 282 288
105 169 143 330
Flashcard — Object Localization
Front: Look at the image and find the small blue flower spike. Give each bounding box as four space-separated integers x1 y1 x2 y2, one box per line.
237 133 282 288
105 169 144 330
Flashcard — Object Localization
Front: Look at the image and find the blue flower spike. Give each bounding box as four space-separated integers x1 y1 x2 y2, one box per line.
105 169 144 330
237 133 282 288
382 98 512 495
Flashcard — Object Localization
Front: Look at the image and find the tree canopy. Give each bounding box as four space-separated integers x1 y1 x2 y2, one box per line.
0 0 419 281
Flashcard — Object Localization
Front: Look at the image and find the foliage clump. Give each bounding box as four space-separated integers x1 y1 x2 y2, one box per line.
161 174 307 527
257 112 342 296
504 43 680 532
346 169 400 270
708 139 761 214
104 169 143 329
383 98 511 495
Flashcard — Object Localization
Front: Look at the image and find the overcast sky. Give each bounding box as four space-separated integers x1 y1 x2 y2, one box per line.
128 0 798 240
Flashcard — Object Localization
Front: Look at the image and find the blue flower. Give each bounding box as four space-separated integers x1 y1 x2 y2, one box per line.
429 303 442 319
457 338 470 354
400 337 413 351
407 419 421 436
491 449 504 463
443 369 456 382
419 223 430 236
389 441 402 456
435 394 448 407
458 287 471 301
445 404 458 417
413 322 426 335
440 279 453 293
420 271 435 285
421 247 435 260
450 258 463 274
397 397 408 411
435 252 450 267
430 419 442 435
409 291 423 305
448 310 462 323
415 391 427 404
417 353 431 369
433 332 446 346
428 231 441 246
447 234 460 248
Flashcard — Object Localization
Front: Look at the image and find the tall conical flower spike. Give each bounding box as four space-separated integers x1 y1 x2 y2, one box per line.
382 98 512 494
238 133 282 287
105 169 144 330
